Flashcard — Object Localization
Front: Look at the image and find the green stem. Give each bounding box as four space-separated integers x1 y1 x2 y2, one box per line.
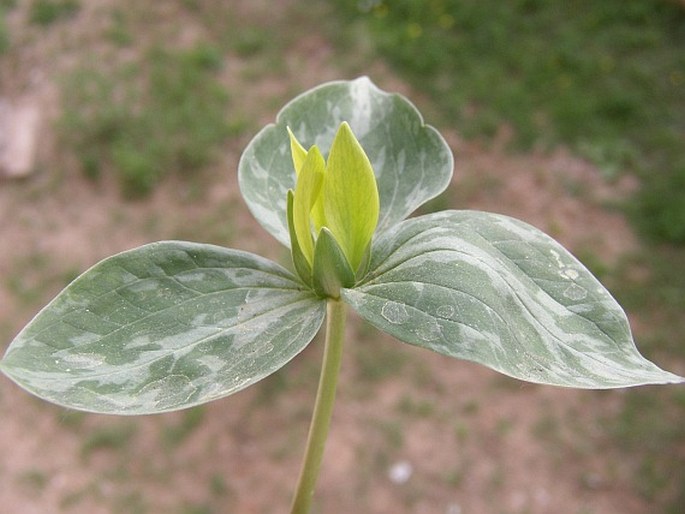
289 298 347 514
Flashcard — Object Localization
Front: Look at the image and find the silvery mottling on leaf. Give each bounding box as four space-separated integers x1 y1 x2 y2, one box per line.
2 76 682 514
1 77 682 416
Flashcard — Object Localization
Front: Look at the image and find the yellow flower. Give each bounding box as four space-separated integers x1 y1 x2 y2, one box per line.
287 122 379 294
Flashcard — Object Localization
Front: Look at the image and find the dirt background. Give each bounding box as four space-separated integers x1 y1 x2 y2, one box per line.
0 1 680 513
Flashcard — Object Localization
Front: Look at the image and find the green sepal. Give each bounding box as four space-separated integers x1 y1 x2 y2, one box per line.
355 241 373 282
312 227 356 299
286 190 313 287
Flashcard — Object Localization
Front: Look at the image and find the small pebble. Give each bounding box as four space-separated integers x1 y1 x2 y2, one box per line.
388 460 413 484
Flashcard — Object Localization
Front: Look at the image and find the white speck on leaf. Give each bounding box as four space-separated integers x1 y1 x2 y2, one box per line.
561 268 580 280
563 283 588 301
550 249 564 268
381 301 409 324
415 320 442 342
436 304 456 319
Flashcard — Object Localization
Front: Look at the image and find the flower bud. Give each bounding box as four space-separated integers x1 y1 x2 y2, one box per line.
287 122 379 295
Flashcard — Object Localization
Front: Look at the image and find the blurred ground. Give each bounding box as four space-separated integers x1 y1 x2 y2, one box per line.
0 1 682 513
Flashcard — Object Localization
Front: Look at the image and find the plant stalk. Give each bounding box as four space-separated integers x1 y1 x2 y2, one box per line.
289 298 347 514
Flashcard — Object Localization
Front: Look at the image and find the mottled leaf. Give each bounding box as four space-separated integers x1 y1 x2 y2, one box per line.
1 242 325 414
238 77 453 248
342 211 684 388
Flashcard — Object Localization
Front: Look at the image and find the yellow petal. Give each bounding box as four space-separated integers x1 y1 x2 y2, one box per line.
287 127 308 177
293 146 325 266
322 122 379 271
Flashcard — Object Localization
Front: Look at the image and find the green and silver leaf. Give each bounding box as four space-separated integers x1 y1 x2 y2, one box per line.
342 211 684 388
1 242 325 414
238 77 453 248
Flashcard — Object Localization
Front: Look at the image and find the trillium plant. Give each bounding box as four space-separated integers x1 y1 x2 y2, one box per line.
1 78 682 513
